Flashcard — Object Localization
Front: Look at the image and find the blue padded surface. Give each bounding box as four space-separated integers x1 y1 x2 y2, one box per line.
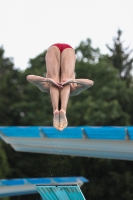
0 127 41 138
26 178 51 184
0 177 88 186
84 127 125 140
36 185 86 200
52 177 88 183
127 127 133 140
1 179 25 186
1 126 132 140
0 126 83 138
41 127 82 138
77 177 88 182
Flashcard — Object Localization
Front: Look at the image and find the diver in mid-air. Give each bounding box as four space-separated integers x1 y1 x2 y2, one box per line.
27 43 94 131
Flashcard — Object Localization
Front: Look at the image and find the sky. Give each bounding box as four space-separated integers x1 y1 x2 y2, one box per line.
0 0 133 70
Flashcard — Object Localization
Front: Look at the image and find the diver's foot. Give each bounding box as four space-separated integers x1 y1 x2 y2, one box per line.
53 110 60 130
59 110 68 131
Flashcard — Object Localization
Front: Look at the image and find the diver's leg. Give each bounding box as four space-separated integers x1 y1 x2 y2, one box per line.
59 48 76 130
45 46 60 129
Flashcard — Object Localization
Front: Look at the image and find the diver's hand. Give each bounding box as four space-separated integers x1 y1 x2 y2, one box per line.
60 79 74 86
46 78 63 88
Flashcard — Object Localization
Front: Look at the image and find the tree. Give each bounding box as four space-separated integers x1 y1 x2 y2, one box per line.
16 50 53 126
106 30 133 124
106 29 133 85
0 47 21 125
67 54 130 126
75 38 100 63
0 140 10 178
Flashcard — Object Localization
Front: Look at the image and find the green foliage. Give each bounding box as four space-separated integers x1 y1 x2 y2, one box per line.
68 55 130 126
1 197 9 200
16 50 53 126
106 29 133 84
0 141 10 178
75 38 100 63
81 159 133 200
0 47 21 125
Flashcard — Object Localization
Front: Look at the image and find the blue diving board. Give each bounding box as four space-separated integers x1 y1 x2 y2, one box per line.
83 127 126 140
36 185 86 200
0 126 82 138
0 126 133 140
0 177 88 198
0 126 133 160
41 127 82 138
127 127 133 140
0 179 25 186
0 177 88 186
0 126 41 138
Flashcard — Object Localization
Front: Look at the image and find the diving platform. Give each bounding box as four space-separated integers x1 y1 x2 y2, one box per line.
36 185 86 200
0 177 88 198
0 126 133 161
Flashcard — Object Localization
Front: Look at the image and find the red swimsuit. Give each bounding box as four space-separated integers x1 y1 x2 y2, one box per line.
51 43 73 52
